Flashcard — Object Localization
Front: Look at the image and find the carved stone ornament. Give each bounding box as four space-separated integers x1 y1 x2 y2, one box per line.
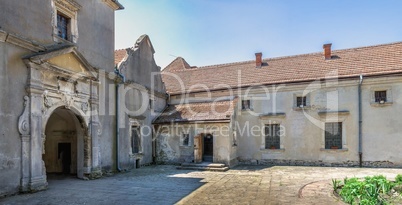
44 94 53 108
62 94 74 109
81 101 89 113
18 96 30 135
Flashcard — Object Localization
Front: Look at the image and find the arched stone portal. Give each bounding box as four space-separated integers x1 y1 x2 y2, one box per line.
19 45 102 193
43 107 85 178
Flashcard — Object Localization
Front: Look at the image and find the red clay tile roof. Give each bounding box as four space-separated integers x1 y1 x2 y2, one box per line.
162 42 402 94
114 49 127 65
153 98 237 124
163 57 193 72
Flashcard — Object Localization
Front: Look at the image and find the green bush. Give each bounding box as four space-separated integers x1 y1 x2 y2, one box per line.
339 175 393 205
395 174 402 184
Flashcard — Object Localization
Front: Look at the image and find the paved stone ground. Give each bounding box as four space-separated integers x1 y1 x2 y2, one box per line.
1 165 402 205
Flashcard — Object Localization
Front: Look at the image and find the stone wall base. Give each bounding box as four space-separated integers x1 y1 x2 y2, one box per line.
238 159 401 168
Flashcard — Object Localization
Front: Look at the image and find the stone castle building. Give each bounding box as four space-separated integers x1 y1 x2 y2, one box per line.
2 0 402 199
0 0 166 197
155 42 402 169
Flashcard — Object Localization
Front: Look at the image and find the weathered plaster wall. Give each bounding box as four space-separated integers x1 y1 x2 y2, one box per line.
167 76 402 167
0 0 119 196
235 83 359 164
155 122 235 166
76 0 116 72
0 0 53 44
119 36 165 93
0 43 29 196
116 35 167 169
361 77 402 166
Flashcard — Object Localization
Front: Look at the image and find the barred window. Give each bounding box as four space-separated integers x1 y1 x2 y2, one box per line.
57 13 69 40
242 100 251 110
131 126 141 154
374 91 387 103
325 122 342 149
265 124 280 149
182 134 189 146
296 96 306 107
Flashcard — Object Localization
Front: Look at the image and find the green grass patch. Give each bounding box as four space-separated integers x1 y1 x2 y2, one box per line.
332 175 402 205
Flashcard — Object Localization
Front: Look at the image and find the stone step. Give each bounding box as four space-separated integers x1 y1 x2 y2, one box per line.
180 162 226 168
176 166 229 172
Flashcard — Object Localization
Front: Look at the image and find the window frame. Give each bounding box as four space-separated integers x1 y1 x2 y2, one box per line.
370 86 393 107
182 133 190 146
296 96 307 107
52 0 80 43
318 111 349 151
374 90 387 103
56 12 70 40
241 99 251 110
149 98 154 110
324 122 342 149
264 124 281 149
259 115 286 151
293 93 311 110
131 126 141 154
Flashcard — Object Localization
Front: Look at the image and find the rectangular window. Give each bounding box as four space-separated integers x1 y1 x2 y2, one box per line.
242 100 251 110
325 122 342 149
182 134 189 146
131 126 141 154
374 91 387 103
265 124 280 149
296 96 307 107
149 99 153 109
57 13 69 40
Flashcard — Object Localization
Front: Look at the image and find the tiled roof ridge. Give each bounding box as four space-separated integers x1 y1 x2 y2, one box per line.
167 41 402 72
163 57 191 71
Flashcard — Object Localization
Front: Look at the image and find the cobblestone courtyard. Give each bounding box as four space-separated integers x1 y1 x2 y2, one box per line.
1 165 402 205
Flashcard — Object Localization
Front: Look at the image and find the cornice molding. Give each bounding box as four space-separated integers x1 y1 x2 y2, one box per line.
54 0 81 13
102 0 124 10
0 30 46 52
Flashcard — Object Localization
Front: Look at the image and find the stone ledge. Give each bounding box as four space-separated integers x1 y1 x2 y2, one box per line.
370 102 393 107
319 148 348 152
237 159 401 168
260 148 285 153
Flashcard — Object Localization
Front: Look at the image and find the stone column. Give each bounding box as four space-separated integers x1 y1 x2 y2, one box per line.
18 96 31 192
89 80 101 177
19 64 48 192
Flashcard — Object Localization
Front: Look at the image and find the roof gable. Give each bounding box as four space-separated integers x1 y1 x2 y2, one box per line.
24 44 97 80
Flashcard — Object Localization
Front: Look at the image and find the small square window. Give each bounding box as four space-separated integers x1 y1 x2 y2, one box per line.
325 122 342 149
57 13 70 40
296 96 306 107
242 100 251 110
374 91 387 103
265 124 280 149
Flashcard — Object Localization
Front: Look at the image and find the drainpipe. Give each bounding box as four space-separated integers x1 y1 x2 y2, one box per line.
358 75 363 167
115 67 125 172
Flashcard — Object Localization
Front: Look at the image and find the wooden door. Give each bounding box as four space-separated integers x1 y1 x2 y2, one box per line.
193 134 203 163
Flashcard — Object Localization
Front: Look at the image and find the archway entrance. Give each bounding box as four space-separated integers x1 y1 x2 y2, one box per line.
43 107 85 178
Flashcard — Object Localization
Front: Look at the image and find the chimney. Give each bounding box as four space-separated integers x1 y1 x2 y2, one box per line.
323 43 332 60
255 52 262 68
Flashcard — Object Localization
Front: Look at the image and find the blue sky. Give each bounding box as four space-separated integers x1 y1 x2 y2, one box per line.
115 0 402 69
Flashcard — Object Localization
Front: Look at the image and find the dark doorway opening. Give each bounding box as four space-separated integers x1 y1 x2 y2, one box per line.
203 134 213 162
58 143 71 174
